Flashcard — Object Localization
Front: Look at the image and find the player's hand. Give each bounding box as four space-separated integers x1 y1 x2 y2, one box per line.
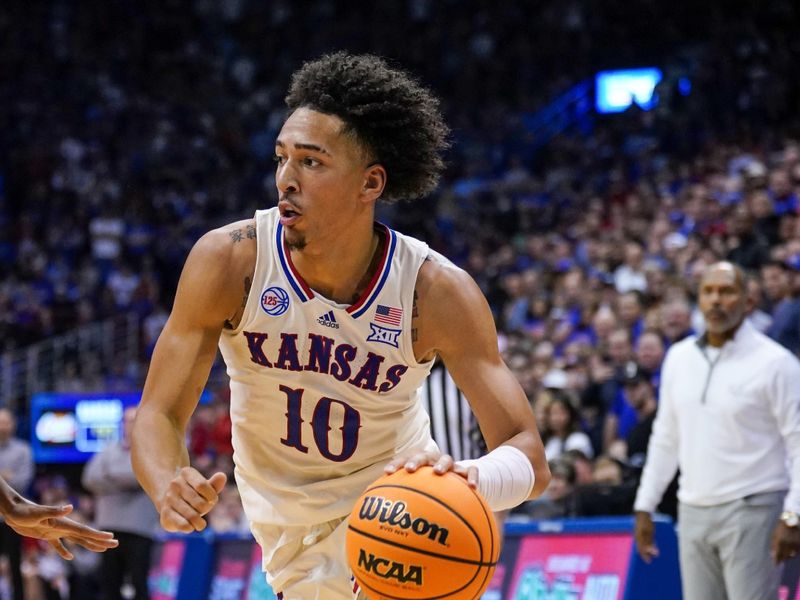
158 468 227 533
771 521 800 564
384 452 479 489
4 500 118 560
634 511 659 563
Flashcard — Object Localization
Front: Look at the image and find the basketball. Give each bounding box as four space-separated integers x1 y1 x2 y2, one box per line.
346 466 500 600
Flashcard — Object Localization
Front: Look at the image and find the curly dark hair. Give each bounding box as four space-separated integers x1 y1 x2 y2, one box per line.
285 52 450 202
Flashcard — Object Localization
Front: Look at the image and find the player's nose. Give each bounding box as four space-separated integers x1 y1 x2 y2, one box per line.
276 163 299 194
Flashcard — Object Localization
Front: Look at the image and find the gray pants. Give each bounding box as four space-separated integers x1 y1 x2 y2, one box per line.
678 491 784 600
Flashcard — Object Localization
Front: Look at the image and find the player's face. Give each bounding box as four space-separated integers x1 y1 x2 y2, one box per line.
274 108 375 250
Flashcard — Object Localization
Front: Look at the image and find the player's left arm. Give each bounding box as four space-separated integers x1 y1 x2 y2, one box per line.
387 257 550 500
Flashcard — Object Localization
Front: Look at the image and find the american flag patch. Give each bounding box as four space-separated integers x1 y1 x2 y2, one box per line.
374 304 402 326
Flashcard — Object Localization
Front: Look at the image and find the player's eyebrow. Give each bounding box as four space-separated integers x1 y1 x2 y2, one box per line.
275 140 331 156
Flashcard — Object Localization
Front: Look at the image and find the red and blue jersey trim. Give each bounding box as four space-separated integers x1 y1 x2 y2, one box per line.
347 225 396 318
276 222 396 318
276 222 314 302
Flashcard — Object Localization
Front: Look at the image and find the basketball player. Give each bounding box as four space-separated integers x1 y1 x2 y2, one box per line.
132 53 550 599
0 475 118 560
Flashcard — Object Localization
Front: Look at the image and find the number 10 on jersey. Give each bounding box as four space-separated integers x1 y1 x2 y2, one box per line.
279 385 361 462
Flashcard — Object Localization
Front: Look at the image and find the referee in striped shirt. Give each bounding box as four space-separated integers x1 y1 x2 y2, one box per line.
420 361 486 462
420 361 516 534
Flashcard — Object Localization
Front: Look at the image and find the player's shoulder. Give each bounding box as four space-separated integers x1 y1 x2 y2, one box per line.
415 250 488 330
416 250 477 302
197 218 256 254
412 250 496 359
188 218 257 281
204 218 257 245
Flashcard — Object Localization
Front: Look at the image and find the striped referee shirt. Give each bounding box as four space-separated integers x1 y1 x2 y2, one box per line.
420 363 485 462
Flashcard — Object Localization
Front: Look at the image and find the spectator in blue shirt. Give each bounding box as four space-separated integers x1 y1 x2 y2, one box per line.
762 259 800 355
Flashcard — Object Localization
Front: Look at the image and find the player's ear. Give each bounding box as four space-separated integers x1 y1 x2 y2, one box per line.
361 163 386 203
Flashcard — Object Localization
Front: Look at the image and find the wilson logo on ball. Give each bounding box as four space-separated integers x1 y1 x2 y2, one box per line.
358 496 450 545
357 550 423 585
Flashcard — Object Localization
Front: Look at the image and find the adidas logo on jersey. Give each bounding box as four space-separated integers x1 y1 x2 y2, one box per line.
317 311 340 329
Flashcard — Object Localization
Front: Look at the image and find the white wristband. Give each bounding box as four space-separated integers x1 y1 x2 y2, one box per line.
457 445 535 512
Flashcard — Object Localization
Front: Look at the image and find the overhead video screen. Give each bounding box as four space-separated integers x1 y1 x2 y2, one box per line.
595 68 663 113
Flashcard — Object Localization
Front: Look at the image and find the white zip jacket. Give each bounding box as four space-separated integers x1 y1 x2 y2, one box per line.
634 320 800 513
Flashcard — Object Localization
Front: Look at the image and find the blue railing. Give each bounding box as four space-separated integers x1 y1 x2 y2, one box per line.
521 80 594 149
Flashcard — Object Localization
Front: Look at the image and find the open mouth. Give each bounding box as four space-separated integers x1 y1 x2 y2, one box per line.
279 202 302 225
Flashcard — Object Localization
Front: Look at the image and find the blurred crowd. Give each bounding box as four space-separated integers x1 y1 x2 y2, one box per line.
2 0 798 352
1 0 800 597
489 135 800 522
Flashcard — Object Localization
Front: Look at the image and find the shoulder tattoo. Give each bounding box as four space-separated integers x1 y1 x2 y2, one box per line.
230 224 257 243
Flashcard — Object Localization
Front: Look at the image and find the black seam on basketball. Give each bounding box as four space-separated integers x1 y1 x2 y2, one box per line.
466 481 497 594
353 479 495 598
363 483 486 562
347 524 497 567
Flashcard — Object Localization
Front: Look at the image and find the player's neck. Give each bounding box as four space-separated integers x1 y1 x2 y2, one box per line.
289 225 383 305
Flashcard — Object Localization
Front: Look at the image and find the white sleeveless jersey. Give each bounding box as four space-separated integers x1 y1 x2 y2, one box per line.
219 207 437 526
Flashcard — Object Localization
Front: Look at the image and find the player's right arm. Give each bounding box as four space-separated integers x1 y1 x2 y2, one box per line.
131 223 253 533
